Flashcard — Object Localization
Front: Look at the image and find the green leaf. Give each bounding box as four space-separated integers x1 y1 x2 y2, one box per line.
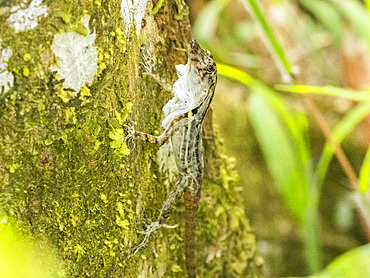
249 92 323 271
217 63 257 87
218 64 310 165
313 244 370 278
316 104 370 188
276 84 370 102
300 0 344 45
240 0 294 79
248 93 308 221
220 63 320 271
359 146 370 194
330 0 370 47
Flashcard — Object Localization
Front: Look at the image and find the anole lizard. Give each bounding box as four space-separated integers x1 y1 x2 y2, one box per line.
129 39 217 278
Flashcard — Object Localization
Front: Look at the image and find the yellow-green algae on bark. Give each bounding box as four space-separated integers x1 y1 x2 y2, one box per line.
0 0 263 277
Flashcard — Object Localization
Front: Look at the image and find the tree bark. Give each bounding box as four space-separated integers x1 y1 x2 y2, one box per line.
0 0 263 277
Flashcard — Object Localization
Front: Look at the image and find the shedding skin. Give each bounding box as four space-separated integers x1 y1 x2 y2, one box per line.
130 39 217 277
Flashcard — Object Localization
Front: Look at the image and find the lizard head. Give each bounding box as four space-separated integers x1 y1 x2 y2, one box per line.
162 40 216 128
188 39 217 92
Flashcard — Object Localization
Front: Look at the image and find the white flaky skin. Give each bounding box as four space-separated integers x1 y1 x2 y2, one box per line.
0 46 14 94
7 0 48 32
51 16 98 92
161 61 208 129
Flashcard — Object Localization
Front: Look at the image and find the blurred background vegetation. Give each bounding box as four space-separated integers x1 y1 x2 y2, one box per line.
185 0 370 276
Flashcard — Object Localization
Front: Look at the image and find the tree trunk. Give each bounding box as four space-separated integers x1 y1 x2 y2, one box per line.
0 0 263 276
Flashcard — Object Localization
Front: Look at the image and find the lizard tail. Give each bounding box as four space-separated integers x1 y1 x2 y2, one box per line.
184 187 200 278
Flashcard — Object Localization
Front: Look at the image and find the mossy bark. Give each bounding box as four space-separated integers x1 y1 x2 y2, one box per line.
0 0 263 277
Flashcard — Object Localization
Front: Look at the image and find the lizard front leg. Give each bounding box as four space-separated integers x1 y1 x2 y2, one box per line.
128 92 207 147
129 112 191 146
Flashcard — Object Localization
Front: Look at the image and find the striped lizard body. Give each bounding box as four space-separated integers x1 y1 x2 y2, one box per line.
130 39 217 278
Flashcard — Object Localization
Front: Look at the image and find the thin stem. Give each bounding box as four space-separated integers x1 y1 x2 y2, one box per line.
303 95 370 240
240 0 294 80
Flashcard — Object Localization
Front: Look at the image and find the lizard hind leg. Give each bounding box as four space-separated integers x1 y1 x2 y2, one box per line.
131 175 190 256
130 220 162 256
158 175 190 222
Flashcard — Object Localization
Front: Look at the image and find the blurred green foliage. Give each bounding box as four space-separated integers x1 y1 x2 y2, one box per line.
0 214 65 278
192 0 370 276
313 244 370 278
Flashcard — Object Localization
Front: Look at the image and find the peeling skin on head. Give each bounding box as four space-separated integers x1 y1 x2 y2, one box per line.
121 0 148 35
161 61 206 129
0 45 14 94
51 16 98 92
6 0 48 32
161 41 217 129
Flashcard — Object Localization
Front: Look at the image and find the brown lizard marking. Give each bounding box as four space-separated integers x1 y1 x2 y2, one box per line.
130 39 217 278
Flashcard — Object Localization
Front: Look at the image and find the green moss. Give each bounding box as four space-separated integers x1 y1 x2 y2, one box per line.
23 53 31 62
152 0 165 15
7 163 19 173
0 0 262 277
173 0 188 20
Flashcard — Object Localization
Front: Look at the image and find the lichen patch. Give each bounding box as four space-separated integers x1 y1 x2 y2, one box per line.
0 45 14 94
51 16 98 92
121 0 148 35
6 0 48 32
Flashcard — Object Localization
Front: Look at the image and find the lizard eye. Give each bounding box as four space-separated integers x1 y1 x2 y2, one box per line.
207 65 214 72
